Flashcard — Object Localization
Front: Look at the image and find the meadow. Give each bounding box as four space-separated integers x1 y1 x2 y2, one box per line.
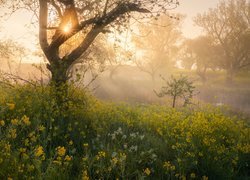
0 83 249 179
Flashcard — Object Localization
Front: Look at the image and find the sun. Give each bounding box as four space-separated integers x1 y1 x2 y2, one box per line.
63 22 72 33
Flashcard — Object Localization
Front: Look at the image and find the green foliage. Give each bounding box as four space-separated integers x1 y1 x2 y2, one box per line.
0 84 249 179
155 75 196 107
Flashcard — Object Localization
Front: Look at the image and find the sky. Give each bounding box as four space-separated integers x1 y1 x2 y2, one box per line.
0 0 220 63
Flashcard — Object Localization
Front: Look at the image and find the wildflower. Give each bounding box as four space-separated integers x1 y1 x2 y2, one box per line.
65 155 72 161
82 170 89 180
9 129 17 139
111 157 118 165
7 103 15 110
35 146 44 157
22 115 31 126
5 143 11 152
69 140 73 145
11 119 19 125
190 173 196 179
38 125 45 131
57 146 66 156
98 151 106 158
7 177 13 180
0 120 5 126
163 161 172 170
144 168 151 176
83 143 89 148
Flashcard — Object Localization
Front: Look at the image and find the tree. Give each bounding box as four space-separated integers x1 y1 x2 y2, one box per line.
2 0 180 86
194 0 250 83
132 15 182 82
181 36 221 83
155 75 195 108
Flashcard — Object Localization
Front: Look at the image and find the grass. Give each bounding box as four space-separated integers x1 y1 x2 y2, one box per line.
0 84 249 179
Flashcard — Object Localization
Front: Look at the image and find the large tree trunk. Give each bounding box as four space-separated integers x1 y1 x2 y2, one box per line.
49 63 69 85
47 62 70 109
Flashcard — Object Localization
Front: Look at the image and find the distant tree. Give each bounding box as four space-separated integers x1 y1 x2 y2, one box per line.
2 0 180 86
155 75 195 108
179 39 195 70
0 39 26 72
181 36 221 83
194 0 250 83
132 15 182 82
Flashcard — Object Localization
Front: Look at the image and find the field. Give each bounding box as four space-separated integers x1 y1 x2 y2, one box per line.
0 83 249 179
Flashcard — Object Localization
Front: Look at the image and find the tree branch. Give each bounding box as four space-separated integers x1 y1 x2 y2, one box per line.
39 0 49 57
63 2 151 66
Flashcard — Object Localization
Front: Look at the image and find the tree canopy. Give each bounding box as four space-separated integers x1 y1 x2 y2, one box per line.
195 0 250 83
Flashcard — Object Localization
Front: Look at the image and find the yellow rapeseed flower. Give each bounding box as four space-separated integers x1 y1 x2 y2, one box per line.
7 103 15 110
35 146 44 157
144 168 151 176
11 119 19 125
83 143 89 148
64 155 72 161
38 125 45 131
82 170 89 180
98 151 106 158
0 120 5 126
57 146 66 157
22 115 31 126
111 157 118 165
9 129 17 139
69 140 73 145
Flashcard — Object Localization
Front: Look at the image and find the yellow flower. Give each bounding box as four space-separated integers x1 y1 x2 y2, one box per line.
64 155 72 161
35 146 44 157
11 119 19 125
38 125 45 131
69 140 73 145
0 120 5 126
7 103 15 110
98 151 106 158
7 177 13 180
144 168 151 176
83 143 89 148
57 146 66 157
111 157 118 165
82 170 89 180
5 143 11 152
190 173 196 179
9 129 17 139
22 115 31 126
